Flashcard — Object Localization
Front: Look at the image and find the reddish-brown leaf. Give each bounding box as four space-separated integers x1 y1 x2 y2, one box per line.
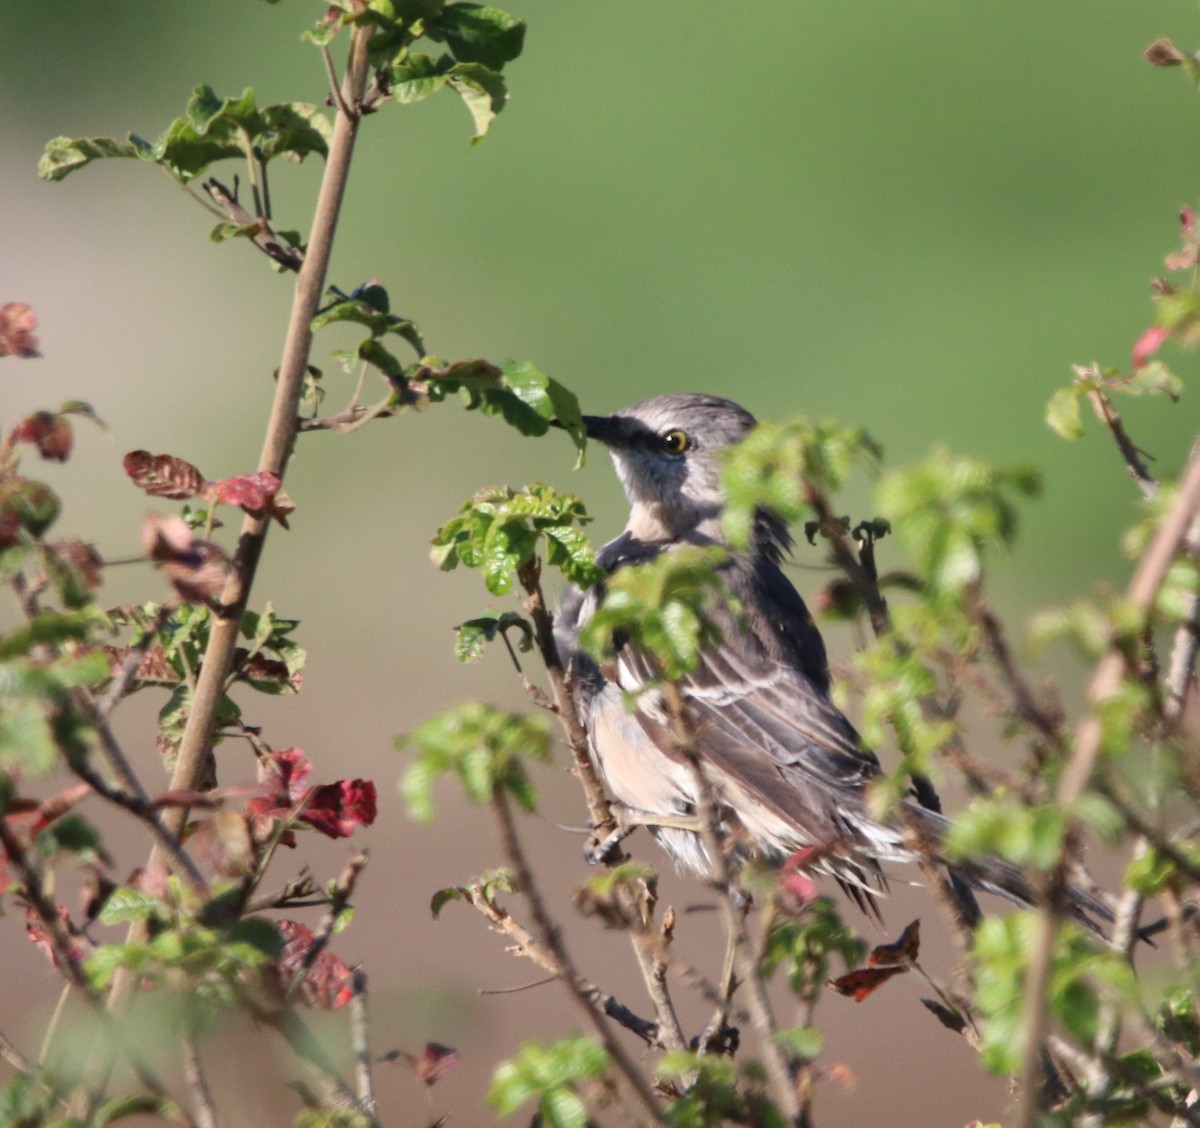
0 302 40 358
259 748 313 803
124 451 206 499
416 1043 461 1087
30 783 93 832
300 779 378 839
207 470 280 513
278 920 353 1009
15 412 72 461
828 965 906 1002
868 919 920 967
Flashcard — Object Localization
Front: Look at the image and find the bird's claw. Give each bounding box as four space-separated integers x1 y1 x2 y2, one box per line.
584 821 635 865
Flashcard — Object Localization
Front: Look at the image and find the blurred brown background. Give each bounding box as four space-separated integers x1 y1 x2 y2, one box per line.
2 1 1199 1123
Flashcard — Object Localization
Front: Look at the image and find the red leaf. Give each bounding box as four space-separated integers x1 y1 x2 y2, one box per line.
278 920 353 1009
15 412 72 461
777 848 819 909
208 471 280 513
1183 205 1197 239
868 919 920 967
124 451 206 499
828 964 906 1002
1132 324 1170 369
416 1043 461 1086
300 779 378 839
0 302 40 358
259 748 313 803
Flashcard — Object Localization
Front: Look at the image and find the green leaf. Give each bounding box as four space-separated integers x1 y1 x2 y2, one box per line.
580 546 730 680
400 702 550 817
227 917 284 960
774 1026 825 1061
39 135 140 182
448 62 508 143
98 887 162 926
1045 385 1084 439
454 611 533 662
438 3 526 69
488 1037 609 1120
430 885 467 918
390 52 452 103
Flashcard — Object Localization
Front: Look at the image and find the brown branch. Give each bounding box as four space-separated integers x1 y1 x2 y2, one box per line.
296 402 397 432
107 21 378 1016
182 1030 219 1128
203 177 305 272
1014 441 1200 1128
350 968 375 1118
1086 386 1157 499
490 788 668 1126
517 559 616 842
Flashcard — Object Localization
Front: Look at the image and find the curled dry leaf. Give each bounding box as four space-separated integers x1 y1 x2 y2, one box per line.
141 513 231 606
828 964 906 1002
124 451 206 499
14 412 72 461
868 919 920 967
278 919 353 1009
208 470 280 512
415 1043 462 1087
0 302 40 358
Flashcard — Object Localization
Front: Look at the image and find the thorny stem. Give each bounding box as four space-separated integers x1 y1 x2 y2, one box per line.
490 787 668 1127
1014 441 1200 1128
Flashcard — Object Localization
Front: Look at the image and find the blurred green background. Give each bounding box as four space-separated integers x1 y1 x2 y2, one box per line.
2 2 1198 1124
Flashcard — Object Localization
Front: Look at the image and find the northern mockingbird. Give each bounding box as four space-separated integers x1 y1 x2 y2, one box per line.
557 392 1108 924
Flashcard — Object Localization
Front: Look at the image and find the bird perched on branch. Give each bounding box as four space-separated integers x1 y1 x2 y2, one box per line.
556 392 1109 928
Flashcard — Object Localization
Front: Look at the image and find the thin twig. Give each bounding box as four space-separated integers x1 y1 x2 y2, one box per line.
182 1029 220 1128
0 1029 36 1075
1086 386 1158 498
350 968 375 1117
490 788 668 1126
285 851 368 1004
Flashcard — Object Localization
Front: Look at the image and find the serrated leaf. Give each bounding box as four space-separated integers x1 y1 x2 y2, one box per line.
98 887 162 926
447 62 508 143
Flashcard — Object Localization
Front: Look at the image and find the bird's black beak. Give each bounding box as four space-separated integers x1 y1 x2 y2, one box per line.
582 414 617 445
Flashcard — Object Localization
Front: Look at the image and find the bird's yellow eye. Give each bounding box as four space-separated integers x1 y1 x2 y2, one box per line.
660 429 691 455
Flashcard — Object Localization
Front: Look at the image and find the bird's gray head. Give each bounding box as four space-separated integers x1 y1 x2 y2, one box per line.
583 393 757 544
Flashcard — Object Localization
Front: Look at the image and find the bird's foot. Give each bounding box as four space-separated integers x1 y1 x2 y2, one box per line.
584 819 636 865
692 1022 740 1057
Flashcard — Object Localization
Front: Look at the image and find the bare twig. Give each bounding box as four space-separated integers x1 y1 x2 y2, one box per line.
490 788 668 1126
0 1029 36 1075
285 851 368 1004
350 968 375 1117
1086 386 1158 499
203 177 304 272
182 1029 220 1128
